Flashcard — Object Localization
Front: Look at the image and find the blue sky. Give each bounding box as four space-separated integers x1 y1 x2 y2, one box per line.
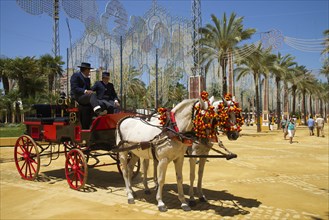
1 0 328 81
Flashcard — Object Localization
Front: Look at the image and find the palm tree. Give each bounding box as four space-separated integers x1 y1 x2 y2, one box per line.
320 61 329 84
198 13 256 95
298 73 316 124
0 57 11 95
39 54 64 93
119 66 146 110
289 65 308 115
235 44 276 132
167 83 187 107
271 53 297 129
322 29 329 55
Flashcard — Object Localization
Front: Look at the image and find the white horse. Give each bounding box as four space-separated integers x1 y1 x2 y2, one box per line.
142 97 243 206
116 98 213 212
188 97 243 205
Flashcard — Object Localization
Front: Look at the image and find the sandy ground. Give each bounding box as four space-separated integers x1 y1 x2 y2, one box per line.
0 124 328 220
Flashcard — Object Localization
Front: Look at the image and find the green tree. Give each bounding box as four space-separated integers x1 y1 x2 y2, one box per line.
271 53 296 128
298 73 316 124
39 54 64 93
0 57 11 95
119 66 146 110
322 29 329 55
198 13 256 95
235 44 276 132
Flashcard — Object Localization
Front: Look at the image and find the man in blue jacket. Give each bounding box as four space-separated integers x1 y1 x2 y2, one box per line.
92 71 120 114
70 62 107 116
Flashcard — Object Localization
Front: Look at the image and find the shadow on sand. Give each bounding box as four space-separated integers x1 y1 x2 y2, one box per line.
39 167 136 192
132 183 261 217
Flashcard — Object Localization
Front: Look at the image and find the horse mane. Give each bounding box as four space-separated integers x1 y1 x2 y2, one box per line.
172 99 198 133
172 99 197 113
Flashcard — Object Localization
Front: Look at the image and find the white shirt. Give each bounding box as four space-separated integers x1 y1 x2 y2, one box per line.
315 117 324 127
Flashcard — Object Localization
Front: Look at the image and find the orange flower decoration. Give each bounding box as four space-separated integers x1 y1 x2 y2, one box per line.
158 107 167 125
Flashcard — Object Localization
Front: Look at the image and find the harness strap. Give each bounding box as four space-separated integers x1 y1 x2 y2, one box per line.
113 135 169 153
170 111 179 132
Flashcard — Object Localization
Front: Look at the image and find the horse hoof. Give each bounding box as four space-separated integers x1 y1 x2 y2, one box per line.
199 196 208 203
181 204 191 211
158 205 167 212
188 200 196 207
144 189 151 195
128 198 135 204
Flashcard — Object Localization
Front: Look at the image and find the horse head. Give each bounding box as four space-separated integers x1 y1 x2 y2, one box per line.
214 94 244 141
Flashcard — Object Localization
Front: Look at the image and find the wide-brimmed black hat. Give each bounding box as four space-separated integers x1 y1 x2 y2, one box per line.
102 72 110 78
78 62 92 69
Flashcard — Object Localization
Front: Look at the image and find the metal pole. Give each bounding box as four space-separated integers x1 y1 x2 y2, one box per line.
120 36 123 105
66 48 69 97
155 48 159 110
241 91 244 111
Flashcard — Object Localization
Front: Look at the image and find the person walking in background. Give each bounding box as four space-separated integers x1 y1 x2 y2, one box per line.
269 114 274 131
315 115 325 137
307 115 315 136
281 115 288 139
70 62 107 116
286 118 296 144
92 71 120 114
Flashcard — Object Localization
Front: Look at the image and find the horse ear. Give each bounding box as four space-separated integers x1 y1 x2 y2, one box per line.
220 95 228 106
199 98 206 110
209 96 214 104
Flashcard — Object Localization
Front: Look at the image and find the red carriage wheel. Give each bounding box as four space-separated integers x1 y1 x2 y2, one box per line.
65 148 88 190
14 135 40 180
116 152 140 179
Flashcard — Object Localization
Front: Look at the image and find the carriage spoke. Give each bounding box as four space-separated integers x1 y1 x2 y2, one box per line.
24 161 28 178
20 161 27 172
74 173 78 188
27 161 33 178
76 172 83 186
65 148 87 190
18 145 25 153
29 161 37 173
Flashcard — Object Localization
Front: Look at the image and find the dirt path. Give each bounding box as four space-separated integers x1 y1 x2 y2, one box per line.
0 125 328 219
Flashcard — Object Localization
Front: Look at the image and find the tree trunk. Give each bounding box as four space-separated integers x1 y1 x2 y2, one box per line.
48 74 54 93
292 86 297 115
276 77 281 129
309 94 313 116
220 58 228 96
228 51 234 95
302 90 307 125
254 73 261 132
2 76 10 95
283 82 289 117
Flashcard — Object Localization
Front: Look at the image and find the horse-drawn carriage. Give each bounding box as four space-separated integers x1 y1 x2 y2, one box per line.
14 91 242 211
14 97 140 190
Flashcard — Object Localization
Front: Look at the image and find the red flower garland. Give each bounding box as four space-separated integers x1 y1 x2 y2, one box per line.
157 92 244 139
158 107 167 125
193 91 218 139
216 94 244 132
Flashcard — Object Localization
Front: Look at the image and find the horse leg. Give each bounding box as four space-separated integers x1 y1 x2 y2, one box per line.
153 159 159 191
197 157 208 202
188 156 197 206
142 159 151 194
174 156 191 211
119 151 135 204
127 153 139 180
156 157 168 212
